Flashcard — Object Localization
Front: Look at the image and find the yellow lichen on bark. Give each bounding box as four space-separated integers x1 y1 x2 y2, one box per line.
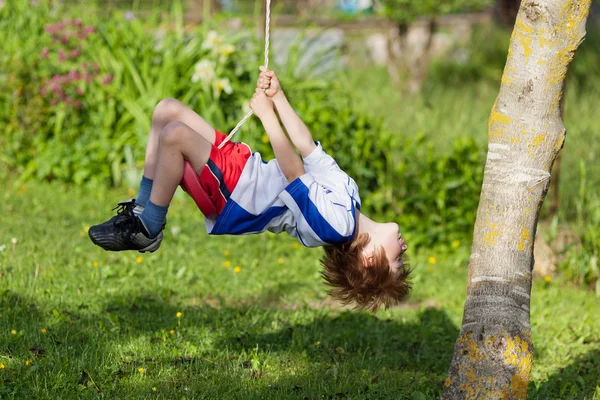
517 226 531 251
503 334 533 398
528 133 548 156
488 108 513 138
514 19 534 59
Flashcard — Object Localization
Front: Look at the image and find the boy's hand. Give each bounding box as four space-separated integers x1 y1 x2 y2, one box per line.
257 66 283 99
250 89 275 120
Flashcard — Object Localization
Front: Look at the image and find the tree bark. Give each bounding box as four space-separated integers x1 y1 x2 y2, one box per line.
442 1 591 399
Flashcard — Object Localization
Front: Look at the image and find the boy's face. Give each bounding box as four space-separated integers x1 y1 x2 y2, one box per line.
364 222 408 272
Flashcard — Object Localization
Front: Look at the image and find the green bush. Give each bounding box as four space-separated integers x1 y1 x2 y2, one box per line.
375 0 493 23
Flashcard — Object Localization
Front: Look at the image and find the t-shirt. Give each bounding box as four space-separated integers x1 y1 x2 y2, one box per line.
205 142 361 247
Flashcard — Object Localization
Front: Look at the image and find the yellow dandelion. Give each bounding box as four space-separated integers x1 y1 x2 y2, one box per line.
138 367 144 373
0 364 4 369
93 261 99 267
136 256 143 264
10 330 16 335
84 226 90 233
224 250 230 256
41 328 47 334
428 257 437 265
234 266 241 273
293 243 301 249
278 258 284 264
152 387 157 391
176 312 182 318
169 329 175 335
261 135 269 144
223 261 231 267
544 275 551 282
452 240 461 249
128 188 135 196
25 360 31 366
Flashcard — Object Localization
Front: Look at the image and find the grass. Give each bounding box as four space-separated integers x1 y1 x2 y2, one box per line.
1 180 599 399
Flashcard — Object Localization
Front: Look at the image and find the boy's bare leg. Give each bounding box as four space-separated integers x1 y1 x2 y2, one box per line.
144 98 217 180
149 121 213 206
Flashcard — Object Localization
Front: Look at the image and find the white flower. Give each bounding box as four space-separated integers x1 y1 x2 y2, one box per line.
191 60 216 84
0 244 6 252
171 226 181 236
218 43 236 59
212 78 233 98
11 238 17 244
201 30 222 51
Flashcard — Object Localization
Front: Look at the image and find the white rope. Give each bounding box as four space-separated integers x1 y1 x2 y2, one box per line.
218 0 271 149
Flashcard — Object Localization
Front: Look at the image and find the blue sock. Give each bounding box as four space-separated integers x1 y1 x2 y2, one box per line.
136 176 153 207
139 201 168 238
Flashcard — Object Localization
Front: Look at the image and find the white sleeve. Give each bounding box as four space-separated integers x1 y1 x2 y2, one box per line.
278 174 358 248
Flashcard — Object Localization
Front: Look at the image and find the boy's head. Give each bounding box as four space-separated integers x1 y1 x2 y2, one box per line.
320 223 411 312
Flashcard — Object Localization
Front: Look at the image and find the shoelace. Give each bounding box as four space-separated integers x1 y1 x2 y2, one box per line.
112 201 139 239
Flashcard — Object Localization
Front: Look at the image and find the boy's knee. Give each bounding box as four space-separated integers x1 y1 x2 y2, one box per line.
153 98 183 124
160 121 189 147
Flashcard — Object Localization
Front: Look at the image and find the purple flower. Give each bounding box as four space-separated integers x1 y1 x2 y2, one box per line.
39 47 50 59
124 11 135 21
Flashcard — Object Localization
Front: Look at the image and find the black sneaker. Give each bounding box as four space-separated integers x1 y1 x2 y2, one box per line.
89 199 163 253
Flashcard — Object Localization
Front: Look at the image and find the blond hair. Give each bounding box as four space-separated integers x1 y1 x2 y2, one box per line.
320 233 412 312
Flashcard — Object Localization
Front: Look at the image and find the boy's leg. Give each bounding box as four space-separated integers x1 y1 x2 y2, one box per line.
136 98 217 209
143 98 217 180
89 121 212 252
148 121 213 207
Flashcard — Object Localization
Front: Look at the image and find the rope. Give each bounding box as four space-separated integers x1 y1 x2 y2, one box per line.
218 0 271 149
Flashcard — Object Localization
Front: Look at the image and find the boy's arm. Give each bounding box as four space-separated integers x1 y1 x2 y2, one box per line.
258 67 316 158
258 108 306 183
272 92 317 159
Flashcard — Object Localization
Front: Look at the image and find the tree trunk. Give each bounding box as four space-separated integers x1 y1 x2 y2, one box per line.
442 1 591 399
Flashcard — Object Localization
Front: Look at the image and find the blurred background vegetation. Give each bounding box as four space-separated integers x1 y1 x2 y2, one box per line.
0 0 598 293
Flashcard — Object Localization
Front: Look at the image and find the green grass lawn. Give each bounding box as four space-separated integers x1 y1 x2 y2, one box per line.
1 180 599 399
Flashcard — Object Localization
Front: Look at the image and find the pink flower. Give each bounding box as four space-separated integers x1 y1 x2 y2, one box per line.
83 26 96 34
102 74 113 85
51 75 62 83
70 18 82 27
50 99 58 105
58 48 66 62
39 47 50 59
60 35 69 44
40 86 47 96
70 50 79 59
44 24 58 34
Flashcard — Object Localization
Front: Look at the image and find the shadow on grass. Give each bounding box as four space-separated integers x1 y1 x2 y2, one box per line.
0 289 459 398
529 347 600 400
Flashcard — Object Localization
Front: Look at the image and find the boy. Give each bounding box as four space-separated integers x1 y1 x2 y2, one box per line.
89 67 410 311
